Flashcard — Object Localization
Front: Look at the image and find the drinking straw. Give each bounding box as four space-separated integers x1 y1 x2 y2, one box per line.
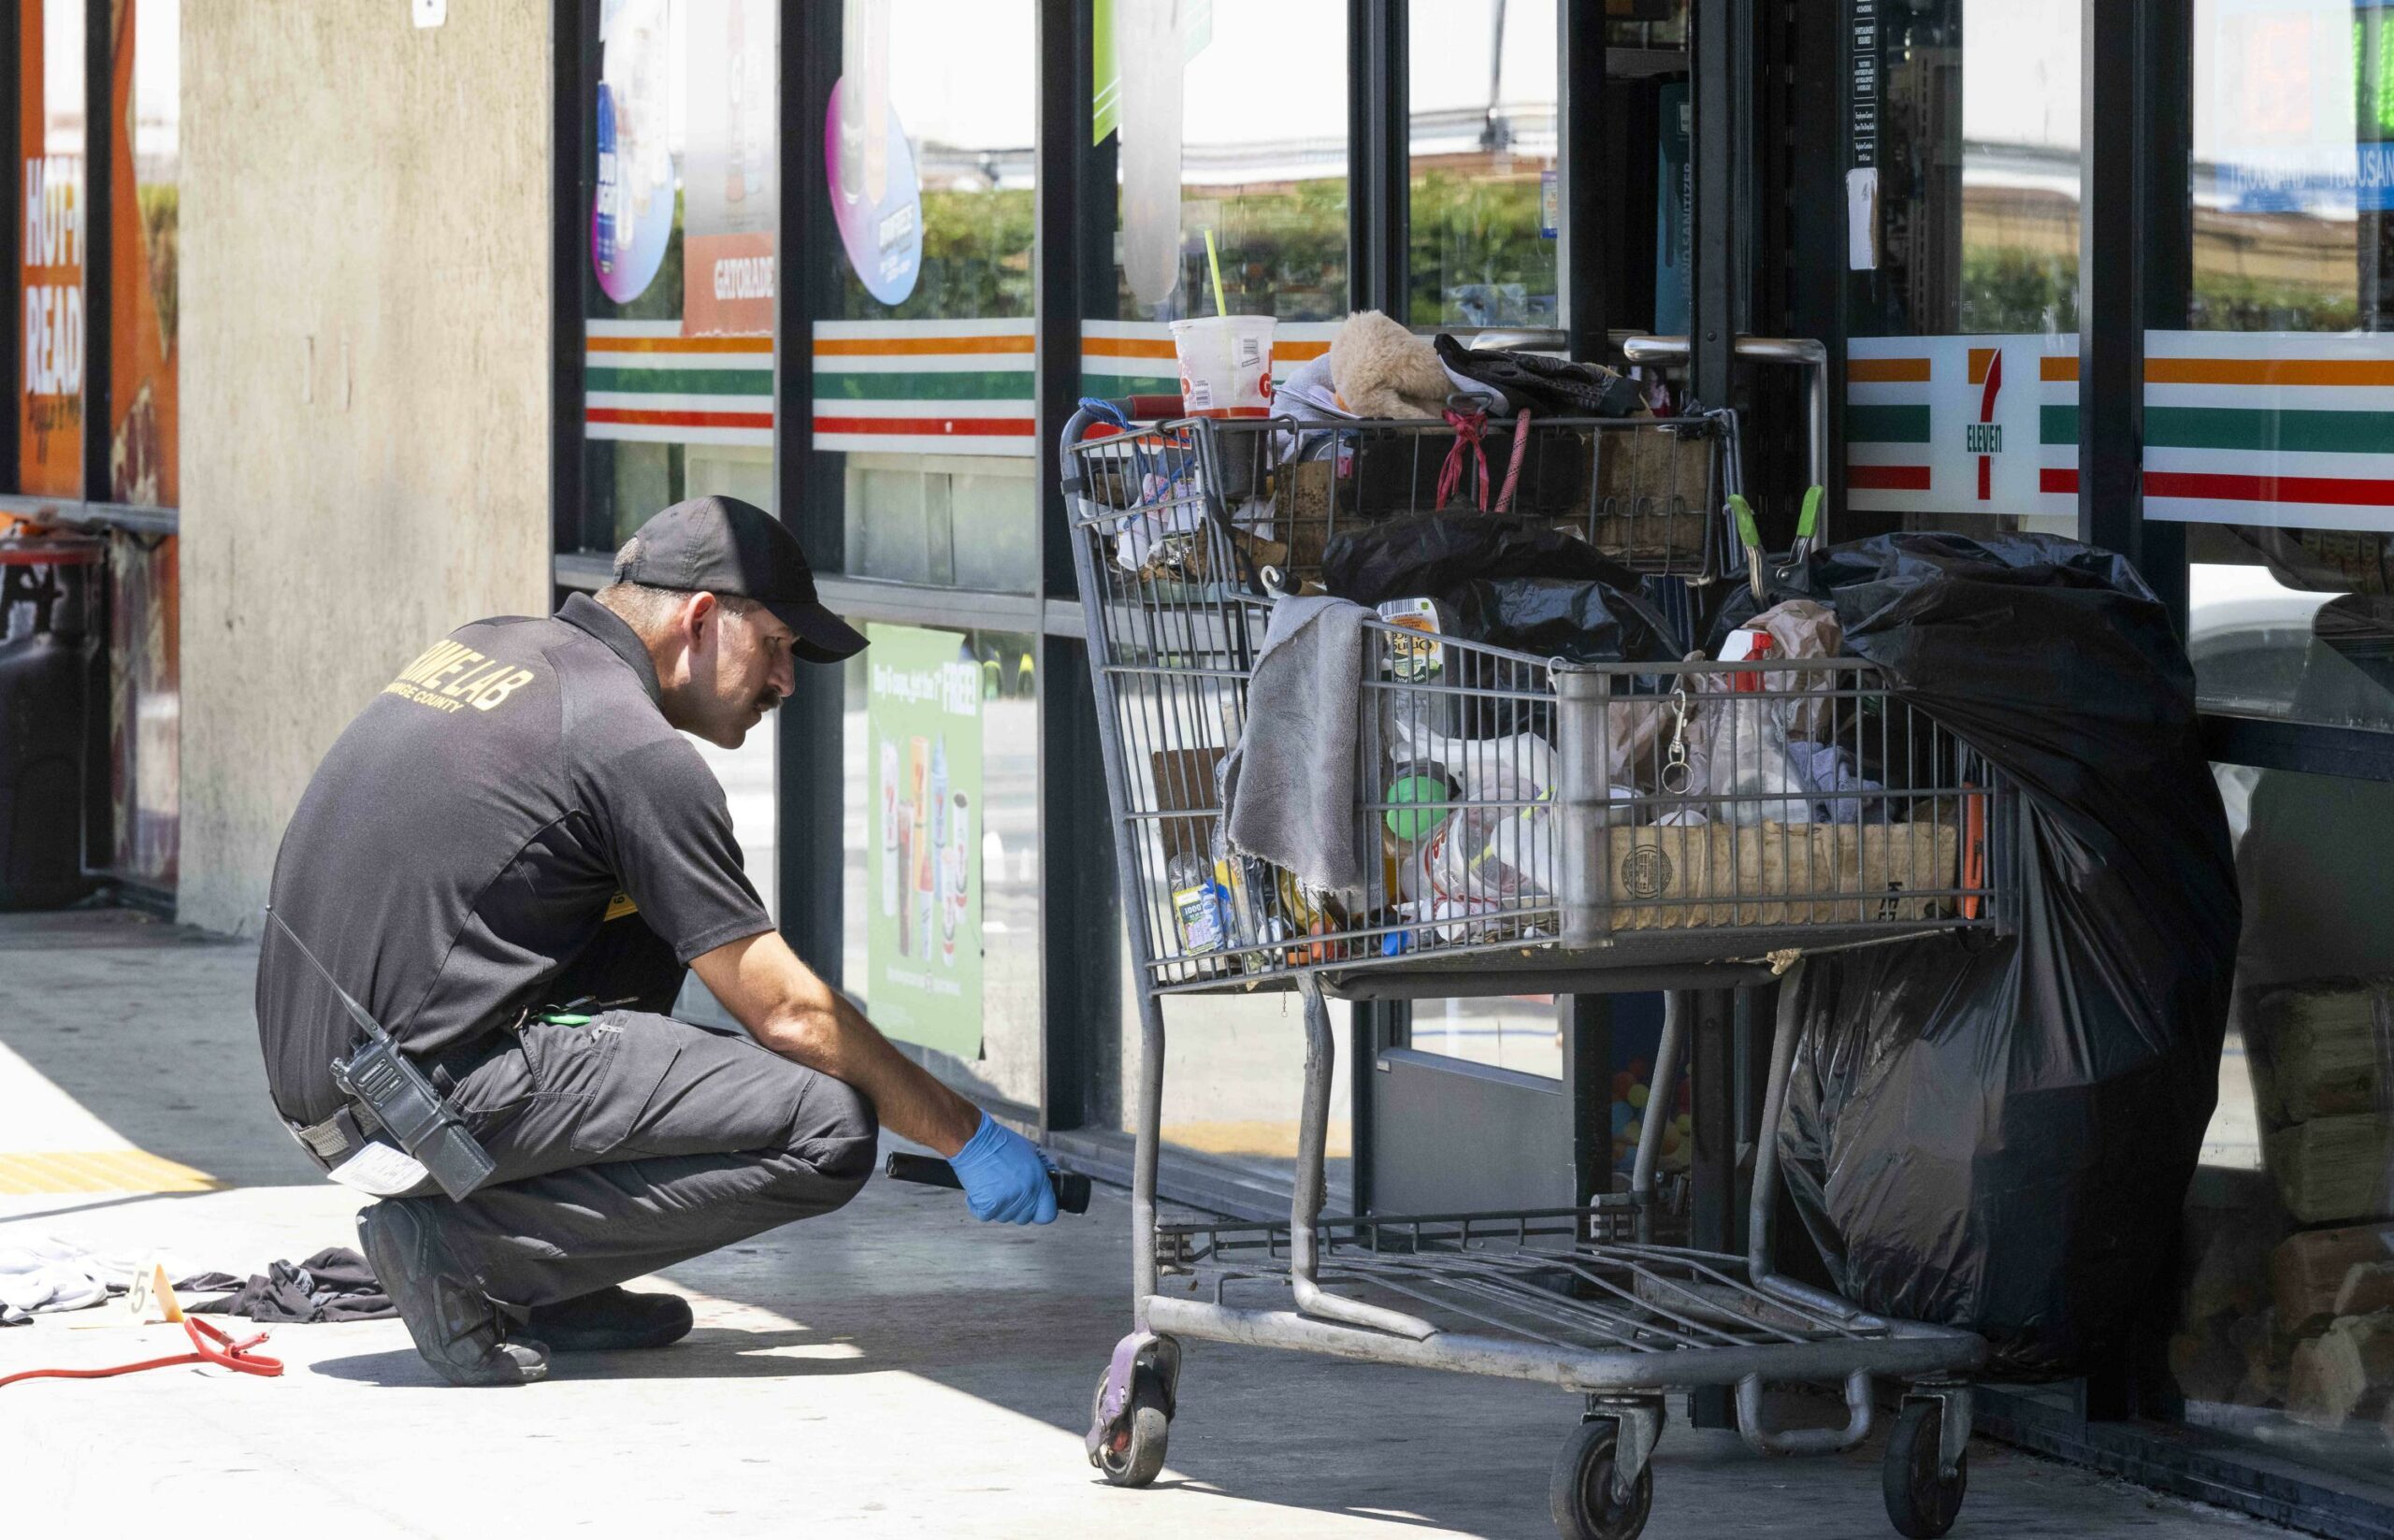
1204 228 1227 316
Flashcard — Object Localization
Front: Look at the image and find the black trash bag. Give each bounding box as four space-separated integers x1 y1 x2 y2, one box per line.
1773 531 2238 1378
1698 531 2152 652
1321 512 1680 663
1455 576 1677 665
1322 511 1637 601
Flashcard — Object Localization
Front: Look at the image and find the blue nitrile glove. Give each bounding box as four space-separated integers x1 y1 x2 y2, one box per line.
949 1112 1059 1225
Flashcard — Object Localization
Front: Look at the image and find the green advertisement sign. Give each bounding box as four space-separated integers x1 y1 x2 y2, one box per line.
864 624 983 1058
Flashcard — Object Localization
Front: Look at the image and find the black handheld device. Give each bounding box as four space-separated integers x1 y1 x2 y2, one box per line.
884 1152 1092 1215
266 907 497 1202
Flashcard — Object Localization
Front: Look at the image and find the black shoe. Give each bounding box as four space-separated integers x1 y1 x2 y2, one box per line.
525 1286 694 1352
356 1198 548 1387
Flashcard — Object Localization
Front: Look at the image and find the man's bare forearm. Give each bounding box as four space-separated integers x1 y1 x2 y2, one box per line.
761 991 981 1155
689 931 981 1156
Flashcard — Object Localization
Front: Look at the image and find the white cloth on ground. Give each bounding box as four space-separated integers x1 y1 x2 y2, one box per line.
0 1234 148 1315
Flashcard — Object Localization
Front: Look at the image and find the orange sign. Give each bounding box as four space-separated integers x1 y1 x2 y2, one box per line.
18 0 84 497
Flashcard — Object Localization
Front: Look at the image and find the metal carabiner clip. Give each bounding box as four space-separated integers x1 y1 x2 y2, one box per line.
1660 684 1695 797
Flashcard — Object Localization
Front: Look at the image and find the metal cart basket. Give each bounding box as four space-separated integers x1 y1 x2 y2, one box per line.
1065 400 2012 1540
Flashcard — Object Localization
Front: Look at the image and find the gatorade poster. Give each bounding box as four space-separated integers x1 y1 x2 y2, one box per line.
864 624 984 1059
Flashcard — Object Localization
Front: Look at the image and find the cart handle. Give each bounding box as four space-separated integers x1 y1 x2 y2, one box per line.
1075 396 1187 440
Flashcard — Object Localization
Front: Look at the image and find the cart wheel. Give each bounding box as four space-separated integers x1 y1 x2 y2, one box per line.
1882 1400 1968 1539
1550 1418 1653 1540
1089 1366 1171 1488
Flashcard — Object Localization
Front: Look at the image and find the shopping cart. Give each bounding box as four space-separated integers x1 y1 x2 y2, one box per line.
1064 398 2012 1540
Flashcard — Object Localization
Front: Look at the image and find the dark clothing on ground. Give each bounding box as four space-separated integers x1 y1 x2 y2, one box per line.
183 1246 394 1323
254 596 873 1311
256 592 772 1126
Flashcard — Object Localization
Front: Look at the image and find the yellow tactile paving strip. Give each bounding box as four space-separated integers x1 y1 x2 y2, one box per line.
0 1151 224 1195
1161 1121 1353 1160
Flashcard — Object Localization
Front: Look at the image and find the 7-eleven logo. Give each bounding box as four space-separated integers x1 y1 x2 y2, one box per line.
1965 347 2004 500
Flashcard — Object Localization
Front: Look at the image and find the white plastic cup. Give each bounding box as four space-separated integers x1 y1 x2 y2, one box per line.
1171 315 1276 418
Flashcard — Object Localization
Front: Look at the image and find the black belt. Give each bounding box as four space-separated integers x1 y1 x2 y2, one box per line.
288 1031 509 1167
291 1102 378 1165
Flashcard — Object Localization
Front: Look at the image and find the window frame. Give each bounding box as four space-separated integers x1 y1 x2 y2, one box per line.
0 0 177 535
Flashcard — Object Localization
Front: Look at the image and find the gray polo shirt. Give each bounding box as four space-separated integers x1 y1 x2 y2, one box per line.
255 593 772 1124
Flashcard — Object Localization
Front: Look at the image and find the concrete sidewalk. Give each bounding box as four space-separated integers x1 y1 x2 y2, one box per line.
0 909 2282 1538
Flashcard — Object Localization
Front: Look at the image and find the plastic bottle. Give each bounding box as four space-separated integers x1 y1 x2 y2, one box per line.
909 738 934 957
1379 765 1454 903
878 739 900 917
896 818 914 955
941 792 970 966
930 737 949 851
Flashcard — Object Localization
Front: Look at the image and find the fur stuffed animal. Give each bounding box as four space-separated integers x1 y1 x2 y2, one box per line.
1326 309 1451 419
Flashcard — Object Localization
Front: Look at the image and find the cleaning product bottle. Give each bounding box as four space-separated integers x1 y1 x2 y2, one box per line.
1379 763 1454 902
1167 850 1226 955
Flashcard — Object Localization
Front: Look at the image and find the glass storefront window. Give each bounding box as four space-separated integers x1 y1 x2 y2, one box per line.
570 1 779 951
825 3 1033 324
840 626 1042 1113
2170 765 2394 1481
110 0 175 510
1845 0 2080 539
1092 2 1355 1174
2175 1 2394 736
17 0 85 498
1412 997 1562 1082
2162 9 2394 1485
1153 990 1356 1202
1406 0 1559 329
1108 0 1348 321
96 1 179 891
817 0 1039 591
581 0 778 555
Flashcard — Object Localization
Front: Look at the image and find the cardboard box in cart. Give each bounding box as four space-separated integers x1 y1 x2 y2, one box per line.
1604 819 1963 930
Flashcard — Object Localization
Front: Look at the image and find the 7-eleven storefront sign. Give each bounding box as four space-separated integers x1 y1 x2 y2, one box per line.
1845 335 2077 523
1848 331 2394 533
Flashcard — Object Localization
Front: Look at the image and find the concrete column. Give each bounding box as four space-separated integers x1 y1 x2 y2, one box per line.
179 1 551 933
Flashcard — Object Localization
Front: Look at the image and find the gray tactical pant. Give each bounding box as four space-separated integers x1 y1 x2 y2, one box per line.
399 1010 878 1308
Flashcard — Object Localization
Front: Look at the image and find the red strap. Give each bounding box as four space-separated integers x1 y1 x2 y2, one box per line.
1435 408 1492 511
1493 410 1533 514
0 1316 284 1388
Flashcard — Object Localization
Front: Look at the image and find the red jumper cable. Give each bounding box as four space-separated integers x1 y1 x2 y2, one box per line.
0 1316 284 1387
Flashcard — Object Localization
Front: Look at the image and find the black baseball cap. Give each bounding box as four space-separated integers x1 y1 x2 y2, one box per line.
617 496 867 663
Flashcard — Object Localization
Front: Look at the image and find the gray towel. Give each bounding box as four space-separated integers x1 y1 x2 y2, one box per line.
1223 595 1372 898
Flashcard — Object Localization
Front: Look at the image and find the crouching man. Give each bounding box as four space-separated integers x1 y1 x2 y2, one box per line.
254 496 1054 1386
